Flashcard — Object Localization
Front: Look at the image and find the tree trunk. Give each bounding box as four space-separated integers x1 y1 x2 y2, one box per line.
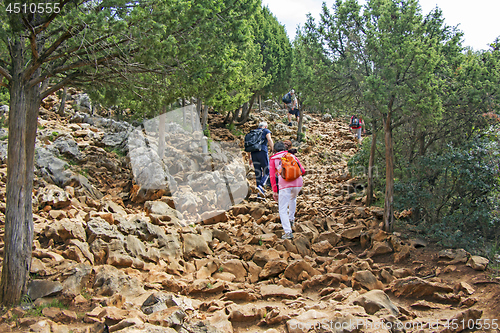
411 132 426 223
201 105 209 132
297 98 304 141
196 98 202 130
258 95 262 112
158 107 166 158
57 86 67 117
297 108 304 142
383 113 394 232
0 40 39 306
223 109 231 125
366 125 377 206
235 94 256 125
234 106 242 122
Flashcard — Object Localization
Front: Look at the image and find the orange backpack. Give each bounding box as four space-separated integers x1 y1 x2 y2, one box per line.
279 153 302 181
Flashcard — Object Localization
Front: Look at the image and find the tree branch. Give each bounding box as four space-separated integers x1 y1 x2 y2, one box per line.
0 66 12 81
40 73 79 100
24 24 87 81
34 0 73 35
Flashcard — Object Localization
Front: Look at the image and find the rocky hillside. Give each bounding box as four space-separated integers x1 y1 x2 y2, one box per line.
0 91 498 333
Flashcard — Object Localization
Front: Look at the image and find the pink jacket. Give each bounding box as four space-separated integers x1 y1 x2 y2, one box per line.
269 151 305 193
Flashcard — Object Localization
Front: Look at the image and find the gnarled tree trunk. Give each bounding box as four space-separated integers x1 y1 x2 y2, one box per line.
0 40 40 305
236 94 256 125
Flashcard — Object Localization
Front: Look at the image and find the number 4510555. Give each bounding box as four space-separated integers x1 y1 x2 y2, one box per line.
5 2 61 14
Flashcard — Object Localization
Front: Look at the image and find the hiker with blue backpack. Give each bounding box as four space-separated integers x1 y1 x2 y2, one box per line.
282 89 299 126
244 121 274 199
349 115 365 144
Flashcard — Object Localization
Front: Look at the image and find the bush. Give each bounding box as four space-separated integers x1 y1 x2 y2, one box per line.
395 134 500 250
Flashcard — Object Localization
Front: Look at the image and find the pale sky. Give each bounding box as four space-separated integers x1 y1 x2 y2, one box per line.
262 0 500 51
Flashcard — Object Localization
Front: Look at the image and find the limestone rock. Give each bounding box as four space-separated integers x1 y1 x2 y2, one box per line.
353 289 399 315
260 285 301 299
27 280 63 301
227 304 265 322
466 255 489 271
259 259 288 279
352 270 384 291
283 260 321 283
341 225 364 240
390 276 453 298
182 233 212 259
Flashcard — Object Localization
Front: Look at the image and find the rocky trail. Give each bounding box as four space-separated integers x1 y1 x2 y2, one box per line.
0 91 498 333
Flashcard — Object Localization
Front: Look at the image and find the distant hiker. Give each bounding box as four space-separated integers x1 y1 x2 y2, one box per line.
270 141 305 239
282 89 299 126
349 115 365 144
245 121 274 199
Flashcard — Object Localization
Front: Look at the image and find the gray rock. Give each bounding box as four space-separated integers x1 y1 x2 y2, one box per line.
69 112 90 124
322 114 333 122
93 265 144 297
0 141 7 164
0 105 9 115
27 280 63 301
43 218 86 242
74 93 92 113
37 184 71 209
51 135 82 160
144 201 180 218
86 217 125 244
141 292 177 315
35 147 73 186
102 131 130 149
61 263 93 297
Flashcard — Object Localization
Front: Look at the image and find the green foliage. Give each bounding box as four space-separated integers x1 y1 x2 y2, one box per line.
226 123 243 136
0 87 9 106
81 287 92 300
48 131 59 142
104 147 125 157
395 134 500 250
0 116 7 128
24 298 67 317
79 169 89 178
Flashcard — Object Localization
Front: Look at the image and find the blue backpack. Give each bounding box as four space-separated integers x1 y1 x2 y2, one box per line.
350 116 360 128
282 93 292 104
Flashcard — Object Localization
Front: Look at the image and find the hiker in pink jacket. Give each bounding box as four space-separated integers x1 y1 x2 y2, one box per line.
269 141 306 239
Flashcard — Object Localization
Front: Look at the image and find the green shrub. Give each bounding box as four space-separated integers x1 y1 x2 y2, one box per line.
395 135 500 250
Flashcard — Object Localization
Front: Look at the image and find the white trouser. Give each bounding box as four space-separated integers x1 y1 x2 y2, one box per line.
278 186 301 234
